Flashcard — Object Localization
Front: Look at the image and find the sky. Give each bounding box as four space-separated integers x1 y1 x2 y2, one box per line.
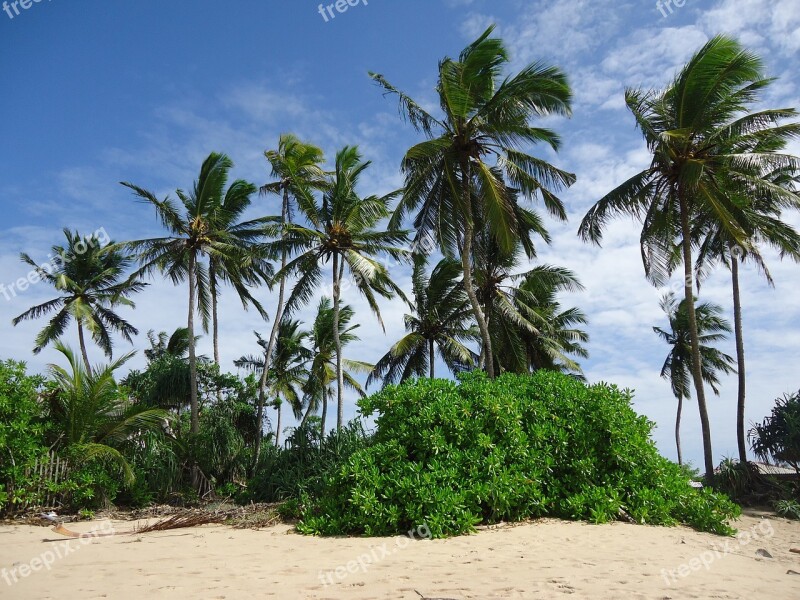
1 0 798 468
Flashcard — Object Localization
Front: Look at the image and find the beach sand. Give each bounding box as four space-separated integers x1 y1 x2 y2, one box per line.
1 511 798 599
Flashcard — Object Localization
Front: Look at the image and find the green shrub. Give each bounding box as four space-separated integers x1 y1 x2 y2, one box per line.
297 371 740 537
750 390 800 473
0 360 49 515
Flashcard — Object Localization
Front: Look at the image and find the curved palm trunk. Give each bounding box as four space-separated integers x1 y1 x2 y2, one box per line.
254 189 291 465
429 338 435 378
274 401 282 448
675 393 684 466
332 253 345 431
210 262 220 366
459 160 495 378
187 252 200 436
679 195 714 481
77 321 91 373
731 252 747 464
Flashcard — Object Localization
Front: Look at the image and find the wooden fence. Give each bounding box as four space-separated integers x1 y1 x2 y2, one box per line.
24 452 70 509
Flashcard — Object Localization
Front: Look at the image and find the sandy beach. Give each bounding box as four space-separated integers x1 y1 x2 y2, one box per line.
1 511 798 599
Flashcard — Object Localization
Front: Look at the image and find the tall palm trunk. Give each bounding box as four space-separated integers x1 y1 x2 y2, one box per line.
459 158 495 378
320 388 328 438
210 261 220 366
731 251 747 464
274 401 282 448
76 321 91 373
679 194 714 481
187 251 200 436
429 338 435 378
254 188 291 464
675 393 684 466
332 253 345 430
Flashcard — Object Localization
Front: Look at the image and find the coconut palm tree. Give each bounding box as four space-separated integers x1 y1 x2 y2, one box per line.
367 255 478 388
691 166 800 464
370 25 575 377
235 320 312 448
301 297 371 436
653 293 736 466
474 235 587 376
13 229 144 371
253 135 327 458
275 146 408 430
121 152 271 435
578 35 799 480
45 342 167 485
206 175 272 366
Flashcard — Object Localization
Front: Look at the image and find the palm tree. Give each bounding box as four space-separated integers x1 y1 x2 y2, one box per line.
653 293 736 466
253 135 327 458
578 35 799 480
474 235 587 376
45 342 167 485
144 327 193 362
121 152 270 435
275 146 408 430
692 167 800 464
367 255 478 388
235 320 311 448
302 297 372 436
13 229 144 371
206 175 272 366
371 25 575 377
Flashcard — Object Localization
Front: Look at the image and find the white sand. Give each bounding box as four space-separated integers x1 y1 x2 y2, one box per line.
1 511 798 599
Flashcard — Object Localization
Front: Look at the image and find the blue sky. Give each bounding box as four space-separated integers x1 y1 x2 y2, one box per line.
1 0 798 468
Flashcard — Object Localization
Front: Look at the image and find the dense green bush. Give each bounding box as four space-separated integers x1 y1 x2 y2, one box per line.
297 371 740 537
0 360 49 514
750 390 800 473
249 420 370 504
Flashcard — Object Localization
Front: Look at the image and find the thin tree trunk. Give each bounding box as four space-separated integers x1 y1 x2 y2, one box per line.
77 321 91 373
210 262 220 366
321 388 328 438
675 393 683 467
459 158 494 378
188 252 200 436
254 188 290 465
679 195 714 481
429 338 435 379
274 401 282 448
731 252 747 464
300 399 314 427
332 253 345 431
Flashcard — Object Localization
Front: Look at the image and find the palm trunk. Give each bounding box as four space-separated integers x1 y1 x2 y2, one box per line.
210 262 220 366
77 321 91 373
254 189 291 465
274 401 282 448
332 253 345 431
187 252 200 436
429 338 435 379
459 158 494 378
301 400 314 427
675 393 683 466
320 388 328 438
679 194 714 481
731 251 747 464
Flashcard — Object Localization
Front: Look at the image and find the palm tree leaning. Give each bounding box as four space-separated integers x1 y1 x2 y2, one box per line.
121 152 270 436
367 255 478 388
46 342 167 485
275 146 408 430
254 135 327 460
653 293 736 466
578 35 799 481
13 229 144 372
692 166 800 464
302 297 372 436
371 25 575 377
